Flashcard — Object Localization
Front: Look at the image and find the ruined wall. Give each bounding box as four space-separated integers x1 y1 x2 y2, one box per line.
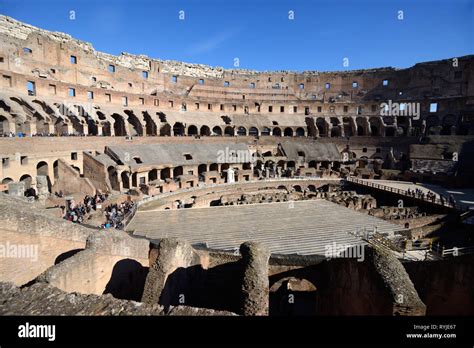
36 230 149 301
52 158 96 195
82 151 111 192
404 255 474 315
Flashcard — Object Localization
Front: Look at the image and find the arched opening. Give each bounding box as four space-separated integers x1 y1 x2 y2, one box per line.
198 164 207 175
108 166 120 191
293 185 302 192
125 111 144 136
0 115 12 134
295 127 305 137
102 121 111 136
316 118 327 136
111 114 127 136
160 124 171 136
36 161 49 177
187 125 198 136
173 122 185 136
224 126 234 136
2 177 13 185
308 160 317 168
273 127 282 137
121 172 130 189
173 166 183 177
249 127 259 137
287 161 296 168
261 127 271 136
143 112 157 136
308 185 316 192
385 127 396 136
161 168 171 180
212 126 222 136
209 163 219 172
237 126 247 136
284 128 293 137
148 169 159 182
369 117 382 136
426 115 440 135
20 174 33 189
343 117 354 137
200 125 211 136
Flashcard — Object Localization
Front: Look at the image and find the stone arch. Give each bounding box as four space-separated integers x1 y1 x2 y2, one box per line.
356 117 368 136
20 174 33 189
121 171 130 189
284 127 293 137
273 127 282 137
212 126 222 136
111 113 127 136
316 118 328 136
293 185 302 192
173 122 185 136
237 126 247 136
343 117 355 137
108 166 120 191
161 168 171 180
36 161 49 177
224 126 234 136
295 127 305 137
261 127 271 136
2 177 13 185
143 112 157 136
307 185 316 192
173 166 183 177
160 124 171 136
369 117 382 136
198 164 207 175
308 160 317 168
209 163 219 172
187 125 198 136
148 169 159 182
249 127 259 137
200 125 211 136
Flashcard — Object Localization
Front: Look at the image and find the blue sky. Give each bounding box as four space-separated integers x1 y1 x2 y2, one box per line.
1 0 473 72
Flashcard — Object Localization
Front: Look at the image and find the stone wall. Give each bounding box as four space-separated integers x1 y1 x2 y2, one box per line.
52 158 96 195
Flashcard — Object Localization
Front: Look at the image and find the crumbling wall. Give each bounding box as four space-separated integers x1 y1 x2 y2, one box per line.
52 159 96 195
82 152 111 193
404 255 474 315
36 230 149 301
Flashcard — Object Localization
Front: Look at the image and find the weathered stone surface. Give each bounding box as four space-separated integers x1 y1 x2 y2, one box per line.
0 282 235 316
240 241 270 316
141 238 202 306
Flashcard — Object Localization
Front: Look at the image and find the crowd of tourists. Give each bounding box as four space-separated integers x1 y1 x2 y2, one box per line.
62 193 108 224
101 200 135 229
406 188 456 207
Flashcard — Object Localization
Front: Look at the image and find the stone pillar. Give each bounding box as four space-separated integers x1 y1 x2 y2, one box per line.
97 124 103 136
66 123 74 135
36 175 49 203
338 117 345 137
48 123 55 135
29 122 37 136
82 123 89 136
141 238 202 306
240 241 270 316
8 121 16 134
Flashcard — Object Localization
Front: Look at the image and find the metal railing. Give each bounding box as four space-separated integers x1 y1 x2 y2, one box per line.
345 177 470 212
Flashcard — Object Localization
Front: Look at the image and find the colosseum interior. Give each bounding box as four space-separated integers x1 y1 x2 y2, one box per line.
0 12 473 322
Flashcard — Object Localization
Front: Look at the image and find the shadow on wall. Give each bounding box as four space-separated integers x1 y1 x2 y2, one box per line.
159 261 244 314
103 259 149 302
54 249 84 265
